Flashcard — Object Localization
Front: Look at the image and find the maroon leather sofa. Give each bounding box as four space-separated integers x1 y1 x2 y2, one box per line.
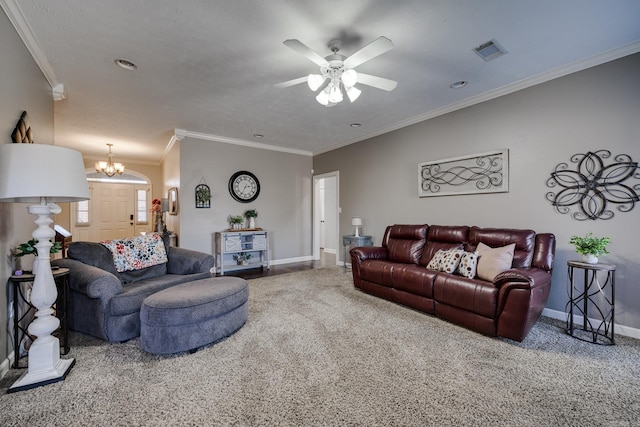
350 224 555 342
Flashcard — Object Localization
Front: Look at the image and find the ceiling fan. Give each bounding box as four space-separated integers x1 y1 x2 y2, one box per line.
275 36 398 107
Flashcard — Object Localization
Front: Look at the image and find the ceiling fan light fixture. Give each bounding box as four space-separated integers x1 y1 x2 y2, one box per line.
328 83 343 103
341 69 358 87
346 86 362 103
307 74 325 91
316 89 330 106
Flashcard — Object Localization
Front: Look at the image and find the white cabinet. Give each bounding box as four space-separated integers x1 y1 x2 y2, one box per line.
214 230 270 275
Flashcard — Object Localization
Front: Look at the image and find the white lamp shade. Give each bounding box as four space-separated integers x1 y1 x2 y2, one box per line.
341 69 358 87
346 86 362 103
307 74 325 91
316 89 330 106
0 144 90 203
352 217 363 226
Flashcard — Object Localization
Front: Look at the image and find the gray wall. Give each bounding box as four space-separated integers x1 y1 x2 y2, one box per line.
314 53 640 330
0 11 55 370
178 137 313 262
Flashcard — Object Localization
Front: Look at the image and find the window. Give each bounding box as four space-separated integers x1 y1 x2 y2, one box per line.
136 189 148 224
76 200 90 226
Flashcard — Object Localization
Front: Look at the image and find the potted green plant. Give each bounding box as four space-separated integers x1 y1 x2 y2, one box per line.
228 215 244 230
233 252 251 265
14 239 62 273
569 232 610 264
244 209 258 229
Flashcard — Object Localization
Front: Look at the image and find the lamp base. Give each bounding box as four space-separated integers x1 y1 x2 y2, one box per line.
8 357 75 393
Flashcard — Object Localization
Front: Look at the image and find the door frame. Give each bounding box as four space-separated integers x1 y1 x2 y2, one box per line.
313 171 339 263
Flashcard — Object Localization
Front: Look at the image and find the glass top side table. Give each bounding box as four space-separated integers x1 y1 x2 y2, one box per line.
566 260 616 345
342 235 373 273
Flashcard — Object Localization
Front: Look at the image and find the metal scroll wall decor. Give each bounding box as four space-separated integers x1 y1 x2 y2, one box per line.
418 149 508 197
546 150 640 220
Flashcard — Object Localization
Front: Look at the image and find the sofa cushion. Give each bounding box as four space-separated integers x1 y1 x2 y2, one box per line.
457 251 479 279
391 264 437 298
426 249 464 273
476 242 515 281
383 224 428 264
433 273 498 318
67 242 119 276
426 249 446 270
468 227 535 268
419 225 468 266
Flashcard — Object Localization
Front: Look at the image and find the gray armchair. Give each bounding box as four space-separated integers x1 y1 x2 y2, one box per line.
52 239 214 342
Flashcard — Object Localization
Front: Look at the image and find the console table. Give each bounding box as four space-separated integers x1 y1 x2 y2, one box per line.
342 235 373 273
214 230 269 275
10 267 70 368
566 260 616 345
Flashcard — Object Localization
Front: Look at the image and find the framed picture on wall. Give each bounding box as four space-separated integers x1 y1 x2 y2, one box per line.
418 149 509 197
168 187 179 215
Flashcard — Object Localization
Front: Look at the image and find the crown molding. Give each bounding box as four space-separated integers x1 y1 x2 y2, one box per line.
174 129 313 156
313 41 640 156
1 0 62 100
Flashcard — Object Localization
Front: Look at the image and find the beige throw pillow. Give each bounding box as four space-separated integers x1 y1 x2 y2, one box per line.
475 242 516 281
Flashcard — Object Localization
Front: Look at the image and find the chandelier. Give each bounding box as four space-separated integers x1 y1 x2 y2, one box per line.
307 67 361 106
95 143 125 177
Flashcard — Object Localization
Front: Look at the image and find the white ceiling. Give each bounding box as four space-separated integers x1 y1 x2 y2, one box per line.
4 0 640 163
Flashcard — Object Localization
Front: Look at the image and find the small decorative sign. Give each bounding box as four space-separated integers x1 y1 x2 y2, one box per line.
195 179 211 208
418 149 508 197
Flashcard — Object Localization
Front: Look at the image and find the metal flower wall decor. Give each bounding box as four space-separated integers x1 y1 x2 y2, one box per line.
546 150 640 220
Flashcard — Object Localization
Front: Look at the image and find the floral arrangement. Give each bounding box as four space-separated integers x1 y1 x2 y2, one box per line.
244 209 258 218
569 233 610 256
151 198 162 213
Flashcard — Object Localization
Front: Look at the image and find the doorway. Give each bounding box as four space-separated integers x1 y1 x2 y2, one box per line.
71 171 153 242
313 171 339 264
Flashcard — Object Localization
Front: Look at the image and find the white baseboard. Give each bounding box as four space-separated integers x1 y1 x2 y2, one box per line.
270 255 314 266
322 248 336 255
542 308 640 340
0 351 15 381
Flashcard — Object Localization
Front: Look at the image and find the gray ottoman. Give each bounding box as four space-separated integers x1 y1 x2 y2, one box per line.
140 277 249 354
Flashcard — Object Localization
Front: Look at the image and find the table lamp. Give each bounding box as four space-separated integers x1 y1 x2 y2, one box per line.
0 143 90 393
352 217 363 237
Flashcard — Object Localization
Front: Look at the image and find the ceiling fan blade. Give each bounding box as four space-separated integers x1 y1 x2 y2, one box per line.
343 36 394 69
283 39 329 67
274 76 308 88
357 73 398 91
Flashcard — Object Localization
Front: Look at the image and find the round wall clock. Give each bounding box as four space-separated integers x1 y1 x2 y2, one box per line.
229 170 260 203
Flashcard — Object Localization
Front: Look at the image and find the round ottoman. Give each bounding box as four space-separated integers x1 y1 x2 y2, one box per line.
140 277 249 354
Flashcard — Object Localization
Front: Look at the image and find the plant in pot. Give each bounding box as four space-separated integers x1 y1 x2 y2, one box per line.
14 238 62 273
233 252 251 265
569 233 610 264
244 209 258 229
228 215 244 230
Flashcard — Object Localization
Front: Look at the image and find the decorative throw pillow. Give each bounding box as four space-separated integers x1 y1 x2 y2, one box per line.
457 251 479 279
475 242 516 282
101 234 168 273
440 249 464 274
426 249 446 270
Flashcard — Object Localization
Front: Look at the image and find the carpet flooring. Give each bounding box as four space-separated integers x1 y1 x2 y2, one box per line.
1 267 639 426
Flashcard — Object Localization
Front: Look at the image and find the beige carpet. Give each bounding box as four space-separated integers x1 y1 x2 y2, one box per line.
1 267 639 426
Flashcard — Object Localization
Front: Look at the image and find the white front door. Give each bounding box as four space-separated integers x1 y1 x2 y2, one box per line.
95 183 135 240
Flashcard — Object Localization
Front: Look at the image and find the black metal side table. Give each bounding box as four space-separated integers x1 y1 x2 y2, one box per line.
342 235 373 273
566 260 615 345
10 267 71 368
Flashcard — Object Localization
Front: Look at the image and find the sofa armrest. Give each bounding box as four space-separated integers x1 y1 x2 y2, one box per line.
350 246 389 262
52 258 123 299
167 246 214 275
493 267 552 289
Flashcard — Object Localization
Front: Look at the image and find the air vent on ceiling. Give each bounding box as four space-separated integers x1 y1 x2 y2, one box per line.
473 39 507 62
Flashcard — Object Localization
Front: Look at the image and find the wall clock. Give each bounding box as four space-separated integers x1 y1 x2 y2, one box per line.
229 171 260 203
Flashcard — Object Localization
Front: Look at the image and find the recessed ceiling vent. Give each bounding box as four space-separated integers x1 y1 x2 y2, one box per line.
473 39 507 62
